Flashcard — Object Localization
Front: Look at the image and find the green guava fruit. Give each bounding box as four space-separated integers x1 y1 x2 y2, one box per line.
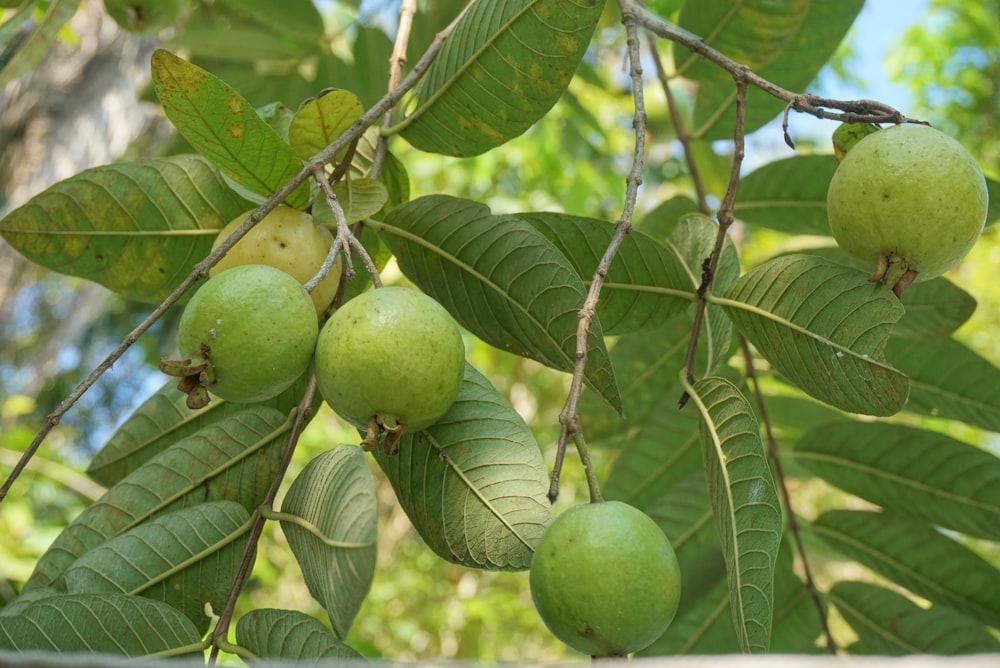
529 500 682 657
104 0 186 34
826 123 988 295
166 264 319 406
314 287 465 446
212 206 342 317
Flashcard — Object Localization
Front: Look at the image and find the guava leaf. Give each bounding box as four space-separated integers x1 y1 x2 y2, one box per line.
733 155 838 235
0 587 61 618
0 0 79 88
399 0 606 156
829 582 1000 655
61 501 252 632
794 421 1000 541
372 364 553 571
679 0 863 140
150 49 310 208
289 88 365 162
0 155 251 304
812 510 1000 628
236 608 363 660
373 195 621 414
688 376 782 653
328 177 389 224
0 593 202 655
719 254 908 416
26 408 291 591
886 336 1000 432
87 373 315 488
280 446 377 638
516 212 693 335
894 278 976 340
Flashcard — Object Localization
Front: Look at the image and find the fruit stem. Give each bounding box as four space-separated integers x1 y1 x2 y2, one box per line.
572 430 604 504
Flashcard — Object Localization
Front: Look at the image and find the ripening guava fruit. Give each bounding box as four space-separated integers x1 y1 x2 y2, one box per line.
826 123 988 295
314 287 465 445
529 500 682 657
211 206 342 317
104 0 186 34
168 265 318 406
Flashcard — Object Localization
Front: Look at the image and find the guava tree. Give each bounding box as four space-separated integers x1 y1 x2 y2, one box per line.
1 0 999 661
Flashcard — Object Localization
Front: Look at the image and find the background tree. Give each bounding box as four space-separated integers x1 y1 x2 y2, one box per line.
0 0 998 662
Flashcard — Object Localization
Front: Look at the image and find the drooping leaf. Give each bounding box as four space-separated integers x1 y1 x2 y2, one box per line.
150 49 310 208
518 212 694 335
794 421 1000 541
61 501 252 632
26 408 291 591
399 0 607 156
289 88 365 162
0 0 79 88
0 155 251 304
719 254 908 416
769 540 827 654
689 377 782 653
87 373 314 488
812 510 1000 628
280 446 377 639
0 587 60 618
887 336 1000 432
373 195 621 413
734 155 837 235
895 278 977 340
236 608 363 661
679 0 864 139
0 593 202 655
372 364 553 571
829 581 1000 655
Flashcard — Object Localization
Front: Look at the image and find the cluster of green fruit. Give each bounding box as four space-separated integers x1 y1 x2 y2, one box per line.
158 206 466 449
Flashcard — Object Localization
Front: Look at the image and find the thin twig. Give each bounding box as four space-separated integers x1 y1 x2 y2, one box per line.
547 6 648 503
208 378 319 663
0 20 455 503
738 336 837 653
679 76 748 404
311 164 383 288
372 0 419 180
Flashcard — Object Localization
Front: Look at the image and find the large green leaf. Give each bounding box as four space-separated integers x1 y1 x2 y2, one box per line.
678 0 864 139
372 364 553 571
794 421 1000 541
829 582 1000 655
399 0 606 156
280 446 377 639
0 155 250 304
719 254 908 416
734 155 837 235
887 336 1000 432
86 373 314 488
0 0 79 88
373 195 621 413
61 501 251 632
0 593 202 655
150 49 310 208
689 377 782 653
518 212 694 335
25 408 291 591
812 510 1000 628
235 608 362 661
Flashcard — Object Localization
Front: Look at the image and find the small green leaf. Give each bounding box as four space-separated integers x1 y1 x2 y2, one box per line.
887 336 1000 432
689 377 782 653
830 581 1000 655
27 408 291 591
280 446 377 638
734 155 837 235
0 593 202 655
62 501 252 632
0 155 251 304
812 510 1000 628
399 0 607 156
150 49 310 208
0 0 79 87
289 88 365 161
719 254 908 416
329 177 389 224
373 195 621 413
236 608 363 661
373 364 553 571
794 421 1000 541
